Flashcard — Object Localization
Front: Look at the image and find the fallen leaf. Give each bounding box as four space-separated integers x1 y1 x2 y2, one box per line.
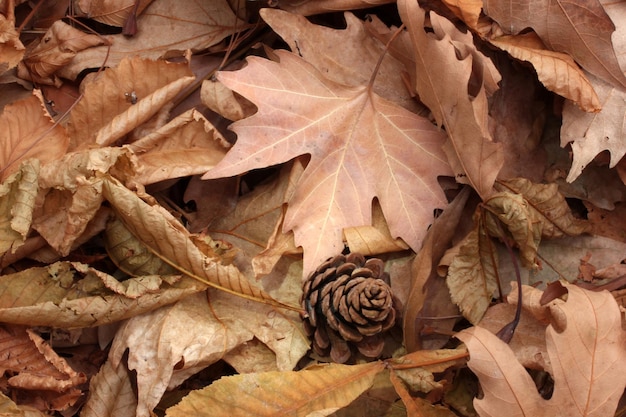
0 14 25 72
561 75 626 182
482 0 626 89
67 57 194 149
128 109 230 185
74 0 154 27
59 0 245 80
80 359 137 417
457 283 626 417
489 33 601 112
0 160 38 256
261 8 422 113
398 0 503 199
0 261 204 327
16 21 105 87
0 90 69 182
204 49 451 276
165 361 385 417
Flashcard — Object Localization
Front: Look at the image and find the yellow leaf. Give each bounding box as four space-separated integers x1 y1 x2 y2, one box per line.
166 362 385 417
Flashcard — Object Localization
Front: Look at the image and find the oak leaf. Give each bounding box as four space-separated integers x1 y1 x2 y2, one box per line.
204 49 451 275
398 0 503 199
457 282 626 417
482 0 626 89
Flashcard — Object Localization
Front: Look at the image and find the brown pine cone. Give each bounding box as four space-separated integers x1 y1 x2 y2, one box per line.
301 253 397 363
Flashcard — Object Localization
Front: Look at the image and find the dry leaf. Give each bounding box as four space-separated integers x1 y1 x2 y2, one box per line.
398 0 503 199
108 292 253 417
200 78 256 121
204 49 451 276
457 283 626 417
74 0 154 27
81 359 137 417
101 176 295 309
0 160 38 256
128 109 230 185
67 57 194 149
261 8 422 113
489 33 601 112
0 14 25 72
0 261 204 327
441 0 482 29
482 0 626 89
165 361 385 417
60 0 244 79
17 21 105 87
0 90 69 182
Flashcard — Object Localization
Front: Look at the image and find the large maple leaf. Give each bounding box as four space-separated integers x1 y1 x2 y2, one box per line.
203 50 452 275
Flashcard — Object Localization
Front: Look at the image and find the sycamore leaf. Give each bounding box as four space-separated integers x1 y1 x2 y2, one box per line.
101 176 297 310
60 0 244 79
0 261 204 327
482 0 626 89
0 160 38 256
204 49 451 276
441 0 483 29
488 33 601 112
0 90 69 182
398 0 503 199
260 8 422 114
16 21 105 87
457 283 626 417
165 361 385 417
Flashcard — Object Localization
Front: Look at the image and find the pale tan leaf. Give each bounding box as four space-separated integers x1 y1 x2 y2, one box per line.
0 91 69 182
109 292 251 417
446 215 499 324
34 147 138 256
80 359 137 417
457 283 626 417
68 57 194 149
483 0 626 89
200 78 256 121
495 178 590 239
561 74 626 182
16 21 105 87
95 75 195 146
75 0 154 27
343 201 410 256
60 0 244 79
0 15 25 71
261 8 422 113
489 33 601 112
165 361 385 417
0 261 204 327
101 176 297 310
398 0 503 199
0 160 38 256
278 0 394 16
441 0 482 29
205 50 451 276
129 109 230 185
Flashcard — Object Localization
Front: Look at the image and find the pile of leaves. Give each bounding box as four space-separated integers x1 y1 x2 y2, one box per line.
1 0 626 416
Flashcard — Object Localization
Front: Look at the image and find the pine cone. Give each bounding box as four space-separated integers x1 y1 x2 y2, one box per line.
301 253 397 363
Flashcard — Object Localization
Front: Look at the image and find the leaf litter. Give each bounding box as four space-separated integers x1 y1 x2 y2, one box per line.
1 0 626 416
